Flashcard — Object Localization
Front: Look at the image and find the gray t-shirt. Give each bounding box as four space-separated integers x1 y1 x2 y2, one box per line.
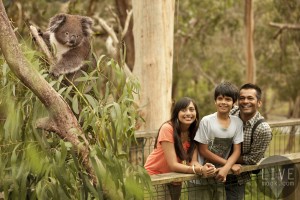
194 112 244 166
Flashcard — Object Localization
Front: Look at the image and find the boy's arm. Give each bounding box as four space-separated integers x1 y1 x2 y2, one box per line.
215 143 241 182
225 143 241 169
199 143 227 166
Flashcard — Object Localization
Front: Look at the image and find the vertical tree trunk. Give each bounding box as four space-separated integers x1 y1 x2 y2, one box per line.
132 0 174 131
291 95 300 118
285 94 300 152
115 0 135 71
245 0 256 83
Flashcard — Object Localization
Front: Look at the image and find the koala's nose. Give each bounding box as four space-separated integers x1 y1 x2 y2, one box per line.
69 35 76 44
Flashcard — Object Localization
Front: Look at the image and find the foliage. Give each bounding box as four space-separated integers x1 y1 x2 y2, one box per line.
267 0 300 101
173 0 244 116
5 0 299 120
0 42 151 199
173 0 300 118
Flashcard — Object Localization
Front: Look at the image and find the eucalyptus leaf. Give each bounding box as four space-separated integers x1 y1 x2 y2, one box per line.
72 94 79 114
84 94 98 109
74 76 98 82
57 87 67 94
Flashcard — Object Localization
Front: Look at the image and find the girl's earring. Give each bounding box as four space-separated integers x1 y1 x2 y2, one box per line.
176 118 179 124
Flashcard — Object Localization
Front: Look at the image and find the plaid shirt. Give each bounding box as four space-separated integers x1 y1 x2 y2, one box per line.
230 106 272 184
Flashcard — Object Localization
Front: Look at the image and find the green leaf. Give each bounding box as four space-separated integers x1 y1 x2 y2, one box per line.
72 94 79 114
64 86 74 98
74 76 98 82
84 94 98 109
58 87 67 94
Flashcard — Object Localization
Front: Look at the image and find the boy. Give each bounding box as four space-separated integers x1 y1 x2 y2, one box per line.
190 82 243 200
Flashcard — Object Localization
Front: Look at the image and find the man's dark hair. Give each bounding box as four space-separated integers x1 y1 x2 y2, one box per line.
214 82 239 103
240 83 262 100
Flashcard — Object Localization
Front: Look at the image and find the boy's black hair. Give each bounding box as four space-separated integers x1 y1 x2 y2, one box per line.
214 82 239 103
239 83 262 100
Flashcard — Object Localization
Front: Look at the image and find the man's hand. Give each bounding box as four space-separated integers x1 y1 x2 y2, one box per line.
231 164 242 175
215 167 230 182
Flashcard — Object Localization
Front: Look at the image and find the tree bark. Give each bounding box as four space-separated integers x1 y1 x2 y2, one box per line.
245 0 256 83
0 1 96 185
285 94 300 152
115 0 135 71
132 0 174 131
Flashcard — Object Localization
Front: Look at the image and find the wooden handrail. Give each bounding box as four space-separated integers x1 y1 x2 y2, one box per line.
150 152 300 185
268 118 300 128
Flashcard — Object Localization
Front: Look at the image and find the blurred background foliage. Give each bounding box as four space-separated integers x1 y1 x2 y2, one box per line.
1 0 300 198
173 0 300 119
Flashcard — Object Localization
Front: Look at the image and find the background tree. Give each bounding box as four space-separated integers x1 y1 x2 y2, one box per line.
173 0 244 116
245 0 256 83
115 0 135 70
132 0 174 131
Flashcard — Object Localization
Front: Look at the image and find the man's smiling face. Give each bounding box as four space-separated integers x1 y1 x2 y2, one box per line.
238 88 261 118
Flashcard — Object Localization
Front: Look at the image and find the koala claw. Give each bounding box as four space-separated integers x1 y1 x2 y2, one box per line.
49 68 60 77
37 28 43 36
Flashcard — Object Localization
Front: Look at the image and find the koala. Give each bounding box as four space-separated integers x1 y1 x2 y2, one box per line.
41 13 95 79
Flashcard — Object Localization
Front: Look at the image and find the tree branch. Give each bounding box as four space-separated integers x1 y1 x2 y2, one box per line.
269 22 300 30
269 22 300 39
36 117 59 133
29 25 56 65
94 15 133 78
121 9 133 39
97 17 119 45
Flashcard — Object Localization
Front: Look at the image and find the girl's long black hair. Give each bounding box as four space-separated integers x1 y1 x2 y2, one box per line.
154 97 200 163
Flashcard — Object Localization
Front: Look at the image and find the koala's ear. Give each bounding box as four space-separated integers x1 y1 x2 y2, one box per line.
81 17 93 37
48 13 67 32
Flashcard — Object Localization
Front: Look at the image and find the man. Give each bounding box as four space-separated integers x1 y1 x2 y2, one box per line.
225 83 272 200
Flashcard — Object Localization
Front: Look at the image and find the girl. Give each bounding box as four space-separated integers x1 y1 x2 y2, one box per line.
145 97 215 200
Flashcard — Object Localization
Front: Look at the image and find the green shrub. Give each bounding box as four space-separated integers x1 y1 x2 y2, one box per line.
0 48 151 199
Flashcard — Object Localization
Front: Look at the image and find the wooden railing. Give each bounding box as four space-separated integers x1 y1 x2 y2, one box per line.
133 119 300 199
150 152 300 185
147 153 300 200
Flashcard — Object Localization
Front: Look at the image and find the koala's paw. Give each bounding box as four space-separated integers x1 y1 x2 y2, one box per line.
49 68 62 77
31 28 42 43
37 28 43 36
49 72 60 78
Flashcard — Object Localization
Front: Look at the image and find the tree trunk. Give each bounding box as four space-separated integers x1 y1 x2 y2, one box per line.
285 94 300 152
245 0 256 83
0 1 96 185
292 95 300 118
115 0 135 71
132 0 174 131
